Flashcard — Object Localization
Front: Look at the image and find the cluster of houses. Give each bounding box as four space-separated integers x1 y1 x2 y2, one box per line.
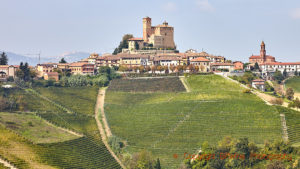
34 51 244 81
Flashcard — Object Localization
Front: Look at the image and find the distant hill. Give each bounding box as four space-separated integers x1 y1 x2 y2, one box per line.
0 51 91 66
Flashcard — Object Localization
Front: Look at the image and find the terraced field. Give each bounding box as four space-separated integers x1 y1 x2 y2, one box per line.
0 87 121 169
105 75 283 168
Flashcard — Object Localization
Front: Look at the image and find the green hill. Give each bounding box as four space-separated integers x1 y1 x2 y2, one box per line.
285 76 300 93
105 75 282 168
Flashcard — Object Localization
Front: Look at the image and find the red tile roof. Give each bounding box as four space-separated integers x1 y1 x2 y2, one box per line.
211 63 234 66
252 79 265 82
69 62 93 67
260 62 300 65
249 55 275 59
190 57 210 62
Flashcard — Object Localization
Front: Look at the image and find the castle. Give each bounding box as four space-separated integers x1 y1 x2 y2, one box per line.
127 17 176 52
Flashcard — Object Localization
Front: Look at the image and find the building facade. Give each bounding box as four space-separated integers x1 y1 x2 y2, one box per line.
249 41 276 64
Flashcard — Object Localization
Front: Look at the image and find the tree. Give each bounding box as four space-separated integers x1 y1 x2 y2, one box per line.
139 66 145 74
294 70 298 76
129 150 155 169
288 98 300 109
113 34 134 54
0 52 8 65
273 70 284 84
254 62 260 70
154 158 161 169
283 69 287 78
59 58 67 63
286 88 294 100
16 62 31 81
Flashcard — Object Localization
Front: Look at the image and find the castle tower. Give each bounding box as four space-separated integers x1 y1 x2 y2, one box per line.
260 41 266 61
143 17 152 42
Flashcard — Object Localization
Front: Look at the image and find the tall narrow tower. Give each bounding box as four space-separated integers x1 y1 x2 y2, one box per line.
143 17 152 42
260 41 266 61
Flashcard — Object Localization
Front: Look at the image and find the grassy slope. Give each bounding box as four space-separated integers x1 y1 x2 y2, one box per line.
105 75 282 168
0 87 121 169
285 76 300 93
0 112 79 143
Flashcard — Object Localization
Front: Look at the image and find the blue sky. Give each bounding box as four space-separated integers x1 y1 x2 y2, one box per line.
0 0 300 62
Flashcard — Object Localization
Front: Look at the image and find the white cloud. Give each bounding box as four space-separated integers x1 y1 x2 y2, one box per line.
162 2 177 12
195 0 215 12
290 8 300 19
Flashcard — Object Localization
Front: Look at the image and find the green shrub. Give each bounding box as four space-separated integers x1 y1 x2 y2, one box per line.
243 89 251 93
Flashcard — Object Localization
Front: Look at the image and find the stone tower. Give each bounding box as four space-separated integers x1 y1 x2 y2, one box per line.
143 17 152 42
260 41 266 61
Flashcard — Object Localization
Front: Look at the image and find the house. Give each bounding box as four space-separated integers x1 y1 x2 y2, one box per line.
104 55 121 67
252 79 265 91
233 61 244 70
153 55 182 67
119 54 150 67
36 63 56 77
190 57 210 72
69 62 95 75
211 63 235 72
88 53 99 65
44 72 59 81
0 65 17 79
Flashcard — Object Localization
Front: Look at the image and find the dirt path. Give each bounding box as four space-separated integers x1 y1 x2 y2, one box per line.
179 76 191 92
0 157 18 169
219 74 299 111
95 88 125 169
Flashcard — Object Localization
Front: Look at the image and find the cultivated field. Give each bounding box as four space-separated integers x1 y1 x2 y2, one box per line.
0 87 121 169
108 77 186 92
0 112 80 143
285 76 300 93
105 75 282 168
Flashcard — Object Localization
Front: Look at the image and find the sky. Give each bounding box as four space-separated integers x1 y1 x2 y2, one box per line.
0 0 300 62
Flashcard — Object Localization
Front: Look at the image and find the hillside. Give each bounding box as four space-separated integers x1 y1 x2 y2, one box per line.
285 76 300 93
0 87 121 169
105 75 283 168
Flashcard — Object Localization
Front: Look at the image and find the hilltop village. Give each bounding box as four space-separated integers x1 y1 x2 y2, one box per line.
1 17 299 85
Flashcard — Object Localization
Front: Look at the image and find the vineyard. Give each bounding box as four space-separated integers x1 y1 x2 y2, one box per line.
276 106 300 146
285 76 300 93
107 77 186 92
105 75 283 168
0 87 121 168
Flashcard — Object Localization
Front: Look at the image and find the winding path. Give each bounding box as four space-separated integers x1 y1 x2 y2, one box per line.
94 88 125 169
0 157 17 169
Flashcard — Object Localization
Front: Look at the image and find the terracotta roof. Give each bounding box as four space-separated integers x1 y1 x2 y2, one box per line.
249 55 275 59
211 63 234 66
118 54 149 59
104 55 120 61
69 62 93 67
190 57 210 62
45 72 59 76
260 62 300 66
153 56 181 61
128 38 144 41
0 65 9 68
252 79 265 82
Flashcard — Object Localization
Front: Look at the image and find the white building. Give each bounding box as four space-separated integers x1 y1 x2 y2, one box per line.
260 62 300 74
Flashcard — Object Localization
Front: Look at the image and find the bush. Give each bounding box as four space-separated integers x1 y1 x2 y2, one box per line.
108 136 125 154
270 98 283 105
288 98 300 109
243 89 251 93
92 75 109 87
